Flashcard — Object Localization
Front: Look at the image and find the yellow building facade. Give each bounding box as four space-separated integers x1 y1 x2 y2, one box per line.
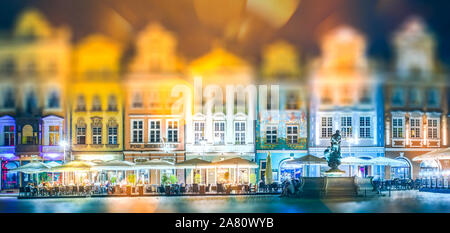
69 35 124 162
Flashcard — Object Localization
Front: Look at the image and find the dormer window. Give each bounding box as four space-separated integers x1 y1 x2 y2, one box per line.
359 87 371 104
107 95 117 111
1 57 15 76
391 87 405 106
408 88 421 107
426 88 439 107
76 95 86 111
132 92 143 108
91 95 102 111
286 91 298 110
3 88 14 108
48 90 60 109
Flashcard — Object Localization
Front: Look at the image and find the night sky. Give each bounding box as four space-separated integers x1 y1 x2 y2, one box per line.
0 0 450 67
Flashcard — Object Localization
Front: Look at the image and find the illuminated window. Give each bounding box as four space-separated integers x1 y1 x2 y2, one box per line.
410 118 421 138
108 127 117 145
132 120 143 143
214 121 225 144
3 126 14 146
22 125 34 145
392 118 404 138
49 126 59 146
76 126 86 144
341 117 352 138
167 120 178 143
149 120 161 143
92 127 102 144
287 125 298 144
194 122 205 144
259 160 267 182
266 125 277 144
427 119 438 139
359 117 371 138
235 121 245 145
321 117 333 138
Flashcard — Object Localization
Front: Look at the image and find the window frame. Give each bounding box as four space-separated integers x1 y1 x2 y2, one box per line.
234 121 246 145
167 120 179 143
131 119 144 143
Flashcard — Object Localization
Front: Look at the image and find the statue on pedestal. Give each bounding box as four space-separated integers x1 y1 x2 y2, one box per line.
324 130 344 174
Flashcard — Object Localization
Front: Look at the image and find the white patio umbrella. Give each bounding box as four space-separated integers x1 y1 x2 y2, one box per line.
283 155 328 177
51 160 95 172
92 160 136 171
340 157 373 177
370 157 409 167
176 158 213 169
135 159 175 169
341 156 374 165
9 162 50 174
413 148 450 161
45 161 62 168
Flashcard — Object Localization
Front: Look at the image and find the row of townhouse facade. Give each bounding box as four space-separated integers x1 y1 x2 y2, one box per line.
0 9 449 190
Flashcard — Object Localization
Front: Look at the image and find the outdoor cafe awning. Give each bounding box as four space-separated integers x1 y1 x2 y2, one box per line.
135 159 175 169
9 162 50 174
413 148 450 161
212 157 258 168
283 154 328 168
92 160 136 171
176 158 213 169
51 160 95 172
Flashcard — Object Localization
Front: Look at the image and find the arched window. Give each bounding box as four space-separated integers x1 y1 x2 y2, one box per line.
91 95 102 111
391 157 411 179
22 125 34 145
